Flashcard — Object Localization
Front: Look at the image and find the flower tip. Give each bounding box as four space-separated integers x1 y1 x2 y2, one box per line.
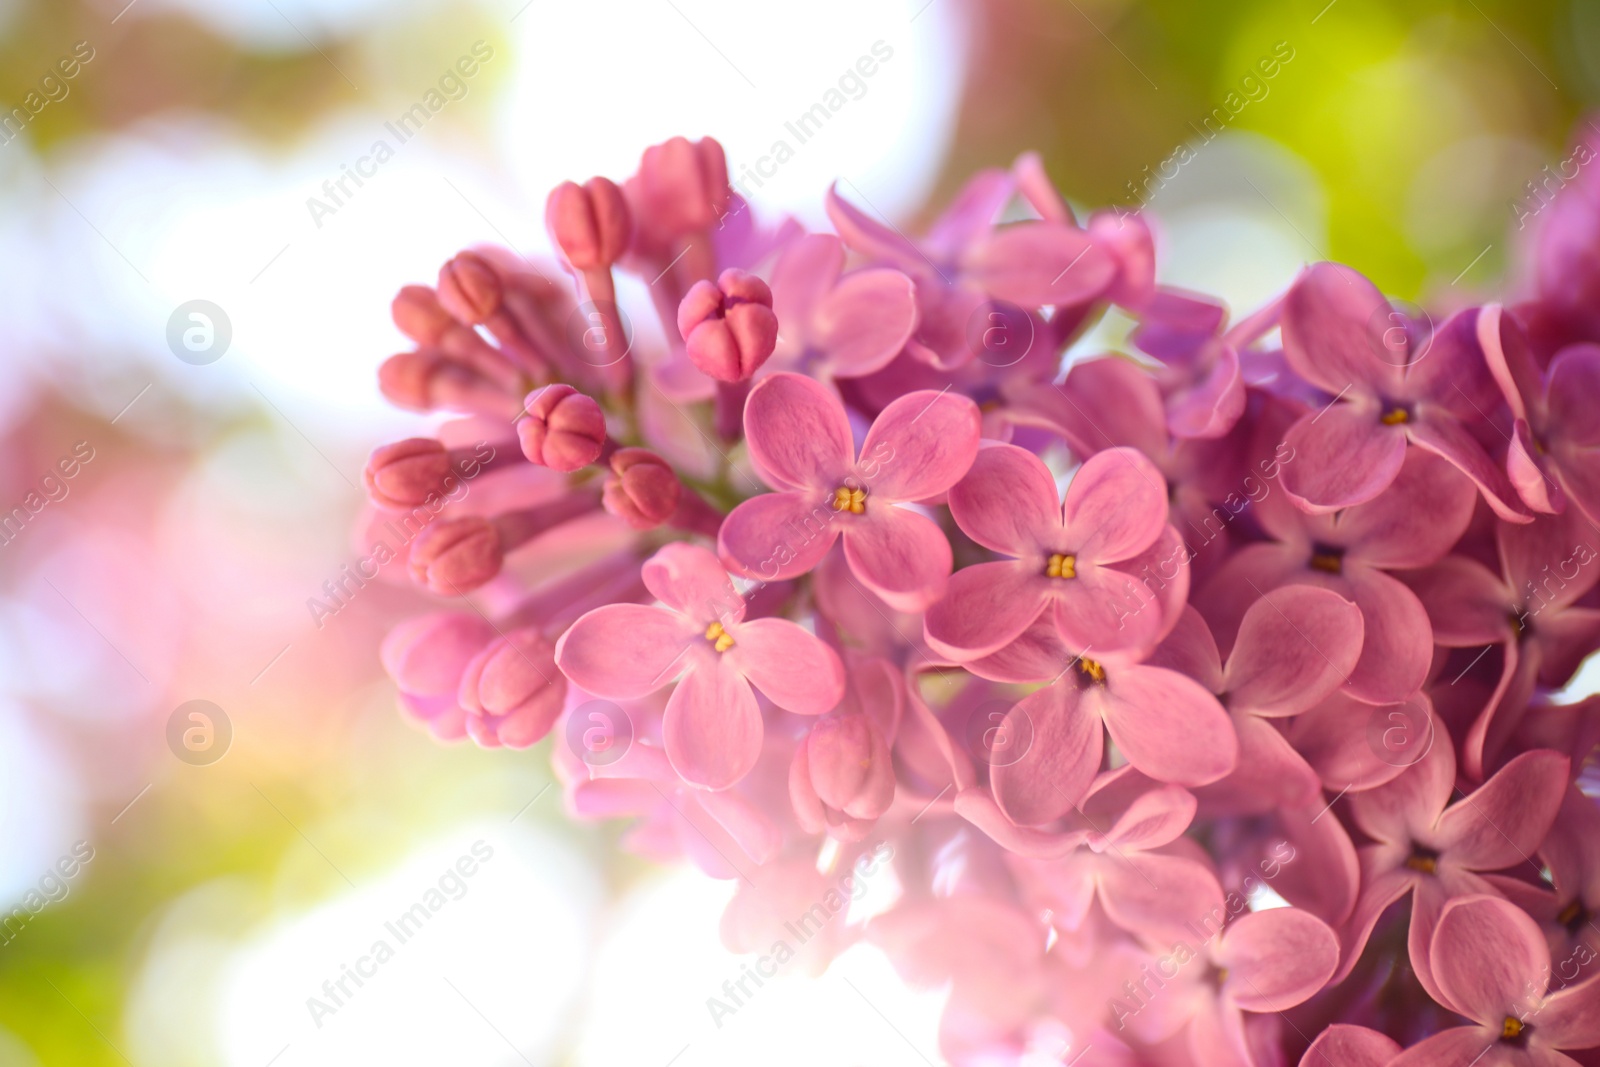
679 269 778 383
391 285 453 343
364 437 452 510
436 252 503 325
602 447 681 529
408 516 503 595
546 177 632 272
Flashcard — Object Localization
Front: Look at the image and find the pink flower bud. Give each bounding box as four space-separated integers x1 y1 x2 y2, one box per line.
364 438 454 510
518 384 607 472
380 611 494 698
790 711 895 838
634 136 730 237
436 252 502 325
458 628 567 749
392 285 453 343
602 448 681 529
409 516 503 594
546 177 632 271
678 269 779 382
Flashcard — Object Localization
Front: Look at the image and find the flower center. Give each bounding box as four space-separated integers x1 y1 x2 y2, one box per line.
1405 845 1439 874
1046 553 1077 579
830 486 866 515
1501 1016 1529 1044
1309 543 1345 575
1558 899 1588 931
1509 610 1530 639
1380 407 1410 426
705 621 735 652
1076 656 1106 685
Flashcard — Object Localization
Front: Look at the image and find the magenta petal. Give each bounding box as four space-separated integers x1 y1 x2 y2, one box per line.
641 541 744 624
1348 728 1455 844
1539 968 1600 1049
1547 342 1600 447
1409 413 1532 524
1100 665 1237 786
859 389 981 503
1146 606 1225 697
718 490 839 581
1405 555 1514 646
1342 566 1434 705
1061 446 1168 563
1281 405 1407 512
555 604 695 699
989 683 1103 825
1224 586 1363 717
1436 749 1569 869
842 505 954 613
1387 1028 1516 1067
1298 1026 1402 1067
1053 562 1165 654
1280 261 1394 396
824 182 924 270
661 657 763 790
1339 449 1479 568
1508 419 1562 513
742 372 854 491
1430 894 1548 1024
725 617 845 716
923 561 1049 660
1166 343 1246 440
1216 908 1339 1011
770 232 843 334
948 443 1064 556
962 221 1116 307
814 268 920 378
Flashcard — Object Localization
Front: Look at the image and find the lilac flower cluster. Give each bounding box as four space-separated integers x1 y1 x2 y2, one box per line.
363 129 1600 1066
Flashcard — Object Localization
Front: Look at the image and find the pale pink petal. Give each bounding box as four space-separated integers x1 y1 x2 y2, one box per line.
743 371 854 491
824 183 925 271
661 657 763 790
1287 692 1426 793
859 389 981 502
923 561 1050 660
769 232 843 336
1146 606 1225 695
1097 852 1224 946
1167 342 1246 440
1508 419 1563 513
842 504 955 613
725 617 845 716
1099 665 1237 786
1338 449 1479 568
696 787 782 865
954 787 1088 859
1405 556 1515 646
1204 715 1322 811
1216 907 1339 1011
555 604 696 699
1224 585 1363 717
1349 730 1456 844
641 541 745 624
814 268 920 377
1053 561 1166 654
947 443 1064 556
990 682 1104 825
1342 566 1435 705
1539 969 1600 1048
1280 405 1407 513
962 221 1116 307
718 490 840 581
1298 1025 1402 1067
1061 446 1168 563
1386 1027 1509 1067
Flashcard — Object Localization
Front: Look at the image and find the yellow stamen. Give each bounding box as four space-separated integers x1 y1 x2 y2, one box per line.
1381 407 1410 426
1077 657 1106 685
705 621 735 652
1405 853 1438 875
1502 1016 1524 1041
1558 899 1585 927
830 486 866 515
1046 553 1077 579
1309 551 1343 575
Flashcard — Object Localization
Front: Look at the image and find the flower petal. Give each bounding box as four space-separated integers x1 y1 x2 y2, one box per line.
990 682 1104 825
1280 261 1394 397
859 389 981 503
1216 907 1339 1012
1280 405 1407 513
1298 1025 1402 1067
1338 448 1479 568
1409 412 1532 524
1430 894 1549 1024
555 604 696 699
718 490 840 582
642 541 744 624
1098 852 1225 947
842 504 955 613
962 221 1116 307
769 232 843 339
1348 726 1456 845
813 268 920 378
1405 555 1515 646
1223 585 1364 717
923 560 1050 661
1053 561 1167 654
743 371 854 491
1436 749 1569 870
661 657 763 790
948 443 1064 556
1385 1027 1508 1067
1061 446 1168 563
726 616 845 716
1100 665 1237 786
1342 566 1434 705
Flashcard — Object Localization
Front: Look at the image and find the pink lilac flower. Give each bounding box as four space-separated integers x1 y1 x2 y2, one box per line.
1389 894 1600 1066
924 442 1174 660
555 542 844 788
1277 265 1530 522
718 371 980 611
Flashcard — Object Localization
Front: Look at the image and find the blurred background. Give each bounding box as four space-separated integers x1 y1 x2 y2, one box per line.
1 0 1597 1063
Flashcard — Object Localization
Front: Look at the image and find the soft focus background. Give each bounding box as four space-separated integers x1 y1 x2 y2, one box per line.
2 0 1599 1063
